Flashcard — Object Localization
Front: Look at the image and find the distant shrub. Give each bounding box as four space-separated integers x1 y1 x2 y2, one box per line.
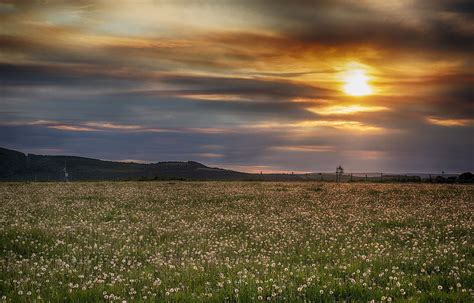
458 172 473 182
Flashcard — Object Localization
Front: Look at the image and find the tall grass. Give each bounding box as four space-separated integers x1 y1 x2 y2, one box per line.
1 182 473 302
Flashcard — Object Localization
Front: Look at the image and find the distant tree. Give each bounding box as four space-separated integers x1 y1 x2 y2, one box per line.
458 172 473 182
336 165 344 182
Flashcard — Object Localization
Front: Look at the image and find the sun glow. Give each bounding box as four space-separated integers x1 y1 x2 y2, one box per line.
343 69 372 96
308 104 388 115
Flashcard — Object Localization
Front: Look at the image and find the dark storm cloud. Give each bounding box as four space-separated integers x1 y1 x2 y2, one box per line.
239 0 474 53
433 0 474 15
0 61 332 126
149 74 334 100
0 61 333 98
0 62 142 88
423 88 474 120
1 89 318 129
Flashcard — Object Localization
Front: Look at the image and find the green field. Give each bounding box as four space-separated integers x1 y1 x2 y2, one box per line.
1 182 473 302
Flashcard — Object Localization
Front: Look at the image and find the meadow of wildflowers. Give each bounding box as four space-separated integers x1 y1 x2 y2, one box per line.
0 182 473 302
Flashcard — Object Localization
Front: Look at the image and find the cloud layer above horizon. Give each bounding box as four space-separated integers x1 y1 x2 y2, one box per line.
1 0 473 173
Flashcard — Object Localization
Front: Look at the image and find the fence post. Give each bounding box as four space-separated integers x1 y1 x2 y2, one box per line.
380 173 383 182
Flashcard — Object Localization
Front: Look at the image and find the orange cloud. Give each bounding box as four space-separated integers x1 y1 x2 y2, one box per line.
84 122 143 130
426 117 473 127
270 145 335 153
178 94 249 101
294 120 385 133
195 153 224 158
47 125 97 132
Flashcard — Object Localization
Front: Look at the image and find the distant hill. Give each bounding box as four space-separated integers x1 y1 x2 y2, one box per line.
1 147 470 182
0 147 251 181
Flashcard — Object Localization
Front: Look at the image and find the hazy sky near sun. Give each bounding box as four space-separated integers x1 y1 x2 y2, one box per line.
1 0 473 173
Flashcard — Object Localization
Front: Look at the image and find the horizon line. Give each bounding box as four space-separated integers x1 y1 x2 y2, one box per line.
1 146 469 176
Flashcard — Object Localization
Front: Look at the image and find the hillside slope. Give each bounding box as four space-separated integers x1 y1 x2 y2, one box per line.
0 147 250 181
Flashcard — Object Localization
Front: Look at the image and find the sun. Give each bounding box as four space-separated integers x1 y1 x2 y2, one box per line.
343 69 372 96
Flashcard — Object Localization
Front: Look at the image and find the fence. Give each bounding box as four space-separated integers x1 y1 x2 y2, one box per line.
262 172 462 183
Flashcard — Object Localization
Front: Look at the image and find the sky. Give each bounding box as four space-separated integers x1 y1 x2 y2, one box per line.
0 0 473 173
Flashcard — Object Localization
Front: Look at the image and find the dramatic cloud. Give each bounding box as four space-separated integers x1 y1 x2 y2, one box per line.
0 0 472 172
